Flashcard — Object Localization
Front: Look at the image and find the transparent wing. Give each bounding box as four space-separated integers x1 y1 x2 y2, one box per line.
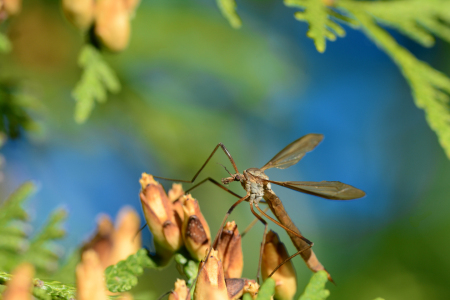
268 180 366 200
260 134 324 171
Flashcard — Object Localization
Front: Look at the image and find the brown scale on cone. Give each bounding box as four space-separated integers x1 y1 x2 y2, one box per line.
216 221 243 278
225 278 259 300
181 194 211 261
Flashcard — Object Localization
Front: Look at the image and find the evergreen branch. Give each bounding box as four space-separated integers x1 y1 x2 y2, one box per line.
298 270 330 300
285 0 349 52
0 182 34 228
175 253 199 287
339 2 450 160
105 248 157 293
0 32 11 53
72 45 121 124
22 209 67 276
344 0 450 47
0 272 76 300
217 0 242 29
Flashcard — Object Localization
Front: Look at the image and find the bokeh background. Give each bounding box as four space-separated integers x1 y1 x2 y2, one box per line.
1 0 450 299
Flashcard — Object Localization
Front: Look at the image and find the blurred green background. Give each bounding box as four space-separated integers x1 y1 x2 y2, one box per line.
1 0 450 299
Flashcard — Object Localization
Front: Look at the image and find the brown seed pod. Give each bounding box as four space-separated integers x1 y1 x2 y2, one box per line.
168 279 189 300
194 249 228 300
94 0 130 52
140 173 183 254
216 221 243 278
2 263 34 300
2 0 21 16
261 230 297 300
225 278 259 300
62 0 95 30
181 194 211 261
76 250 108 300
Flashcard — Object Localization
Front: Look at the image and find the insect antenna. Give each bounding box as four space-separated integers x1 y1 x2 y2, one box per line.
217 162 232 176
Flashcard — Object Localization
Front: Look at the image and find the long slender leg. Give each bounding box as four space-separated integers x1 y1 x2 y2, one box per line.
249 201 268 284
241 206 270 238
268 243 312 278
187 194 249 299
255 203 313 246
185 177 242 199
154 143 239 183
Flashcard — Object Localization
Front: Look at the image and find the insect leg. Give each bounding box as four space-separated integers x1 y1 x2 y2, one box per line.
249 201 268 284
154 143 239 183
268 243 312 278
255 203 313 246
241 206 270 238
184 177 242 199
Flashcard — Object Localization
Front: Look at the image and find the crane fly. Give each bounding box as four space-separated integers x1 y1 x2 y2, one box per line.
154 133 365 283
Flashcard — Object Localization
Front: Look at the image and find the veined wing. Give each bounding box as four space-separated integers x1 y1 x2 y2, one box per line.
261 134 324 171
267 180 366 200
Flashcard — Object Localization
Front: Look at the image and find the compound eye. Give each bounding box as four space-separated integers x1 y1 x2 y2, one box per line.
235 175 240 181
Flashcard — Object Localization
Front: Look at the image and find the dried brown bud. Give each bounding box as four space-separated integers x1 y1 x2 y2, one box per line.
261 230 297 300
182 194 211 261
225 278 259 300
168 183 184 202
81 207 141 269
81 214 114 268
2 0 21 16
62 0 95 30
76 250 108 300
140 173 183 254
3 263 34 300
168 279 189 300
194 249 228 300
216 221 243 278
109 206 141 264
95 0 130 52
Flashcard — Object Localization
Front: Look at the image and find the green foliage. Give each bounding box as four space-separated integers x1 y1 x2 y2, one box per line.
221 0 450 160
105 248 157 293
174 253 199 287
217 0 242 29
0 32 11 53
0 79 38 138
0 182 66 277
72 44 121 124
298 270 330 300
285 0 347 53
337 0 450 160
0 271 76 300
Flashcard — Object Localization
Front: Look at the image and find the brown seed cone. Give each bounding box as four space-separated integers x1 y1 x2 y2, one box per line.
94 0 130 52
225 278 259 300
168 183 184 202
81 214 114 268
216 221 243 278
140 173 183 253
76 250 108 300
2 263 34 300
81 207 142 269
261 230 297 300
182 194 211 261
62 0 95 30
109 206 141 264
168 279 189 300
193 249 228 300
2 0 21 16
